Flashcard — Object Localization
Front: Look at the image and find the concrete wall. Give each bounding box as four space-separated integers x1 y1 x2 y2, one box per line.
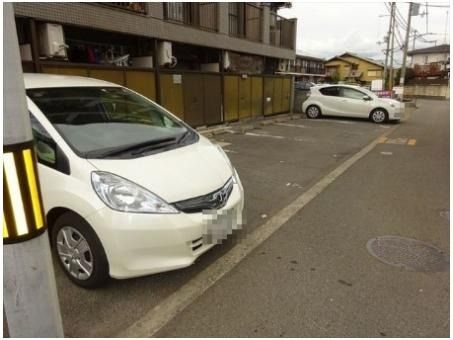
14 2 295 60
293 90 309 113
404 84 450 99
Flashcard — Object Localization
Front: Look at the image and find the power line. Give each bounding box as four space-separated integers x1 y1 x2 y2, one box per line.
424 4 450 8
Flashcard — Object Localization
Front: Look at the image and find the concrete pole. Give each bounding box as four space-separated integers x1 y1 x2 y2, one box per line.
383 2 393 90
389 3 396 92
400 3 413 89
3 3 64 337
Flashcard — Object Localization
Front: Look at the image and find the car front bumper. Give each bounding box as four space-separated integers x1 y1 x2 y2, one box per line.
389 103 405 120
86 183 245 279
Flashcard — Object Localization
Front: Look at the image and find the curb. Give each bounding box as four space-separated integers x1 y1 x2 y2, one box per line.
197 113 302 137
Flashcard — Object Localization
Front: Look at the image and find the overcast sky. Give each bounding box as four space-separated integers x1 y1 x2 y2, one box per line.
278 2 450 64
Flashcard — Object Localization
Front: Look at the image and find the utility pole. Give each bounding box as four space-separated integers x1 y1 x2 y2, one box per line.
389 2 396 92
383 2 393 90
3 3 64 337
400 2 414 93
412 29 417 50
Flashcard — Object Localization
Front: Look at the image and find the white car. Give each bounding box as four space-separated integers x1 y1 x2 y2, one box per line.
302 84 404 123
25 74 244 288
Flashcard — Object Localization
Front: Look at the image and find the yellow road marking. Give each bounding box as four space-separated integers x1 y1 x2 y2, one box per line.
377 136 388 144
407 139 417 146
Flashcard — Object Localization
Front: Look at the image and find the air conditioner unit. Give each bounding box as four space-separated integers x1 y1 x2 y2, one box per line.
158 41 173 66
223 51 231 70
278 59 288 72
38 23 67 58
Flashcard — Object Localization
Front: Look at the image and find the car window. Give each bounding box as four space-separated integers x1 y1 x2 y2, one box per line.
319 87 340 97
340 87 366 100
30 114 57 166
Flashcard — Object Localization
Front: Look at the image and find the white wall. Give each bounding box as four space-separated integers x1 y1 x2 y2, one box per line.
411 52 450 67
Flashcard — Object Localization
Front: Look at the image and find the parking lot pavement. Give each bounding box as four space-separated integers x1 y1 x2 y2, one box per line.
150 99 450 337
54 114 402 337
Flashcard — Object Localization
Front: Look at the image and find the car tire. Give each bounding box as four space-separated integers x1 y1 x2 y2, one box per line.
51 212 109 288
370 108 388 124
306 105 321 119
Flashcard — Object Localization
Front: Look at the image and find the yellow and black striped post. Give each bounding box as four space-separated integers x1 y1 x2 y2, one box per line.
3 3 63 337
3 141 46 244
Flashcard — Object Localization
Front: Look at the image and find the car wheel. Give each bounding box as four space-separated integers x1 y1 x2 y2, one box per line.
306 105 321 119
51 212 109 288
370 108 388 123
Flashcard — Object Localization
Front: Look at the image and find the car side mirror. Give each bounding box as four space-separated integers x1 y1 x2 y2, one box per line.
363 95 372 101
36 140 56 165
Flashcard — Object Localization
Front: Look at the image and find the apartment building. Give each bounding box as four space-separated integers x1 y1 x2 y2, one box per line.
291 54 325 83
14 2 297 127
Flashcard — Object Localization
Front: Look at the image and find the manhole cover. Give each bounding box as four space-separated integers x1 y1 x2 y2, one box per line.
367 236 449 272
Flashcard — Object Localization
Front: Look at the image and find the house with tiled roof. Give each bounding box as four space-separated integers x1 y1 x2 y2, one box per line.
324 52 384 85
408 44 449 79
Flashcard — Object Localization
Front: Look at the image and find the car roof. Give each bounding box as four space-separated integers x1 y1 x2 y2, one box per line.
316 84 361 90
23 73 122 89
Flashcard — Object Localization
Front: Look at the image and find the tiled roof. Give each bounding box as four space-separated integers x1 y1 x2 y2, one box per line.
408 44 450 56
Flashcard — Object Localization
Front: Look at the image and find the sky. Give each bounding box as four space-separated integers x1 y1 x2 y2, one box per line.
278 2 450 64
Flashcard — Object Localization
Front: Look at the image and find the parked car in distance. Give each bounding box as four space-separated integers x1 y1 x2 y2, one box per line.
295 81 316 91
25 73 244 288
302 84 404 123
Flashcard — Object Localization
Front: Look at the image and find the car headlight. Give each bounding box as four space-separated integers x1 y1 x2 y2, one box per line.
91 171 178 214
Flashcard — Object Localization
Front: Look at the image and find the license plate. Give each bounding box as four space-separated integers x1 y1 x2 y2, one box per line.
202 206 239 244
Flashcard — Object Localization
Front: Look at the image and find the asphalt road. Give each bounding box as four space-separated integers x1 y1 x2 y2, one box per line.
53 100 449 337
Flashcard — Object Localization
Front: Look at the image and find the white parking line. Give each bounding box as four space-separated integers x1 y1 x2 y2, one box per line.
119 124 399 338
274 123 308 129
306 119 356 125
245 132 285 139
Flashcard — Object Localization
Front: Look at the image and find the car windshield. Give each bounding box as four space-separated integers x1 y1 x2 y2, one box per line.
27 87 192 158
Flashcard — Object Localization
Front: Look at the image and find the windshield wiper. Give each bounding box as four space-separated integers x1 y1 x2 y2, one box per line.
93 137 177 158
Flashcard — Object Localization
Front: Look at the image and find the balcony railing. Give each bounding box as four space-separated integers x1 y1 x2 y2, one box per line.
101 2 146 14
269 13 294 49
292 66 325 74
228 3 262 42
164 3 217 32
414 62 448 77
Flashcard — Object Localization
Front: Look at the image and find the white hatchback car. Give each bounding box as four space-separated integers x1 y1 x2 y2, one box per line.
25 74 244 288
302 84 404 123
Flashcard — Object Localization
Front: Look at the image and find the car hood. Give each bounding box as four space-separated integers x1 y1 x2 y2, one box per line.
87 136 233 203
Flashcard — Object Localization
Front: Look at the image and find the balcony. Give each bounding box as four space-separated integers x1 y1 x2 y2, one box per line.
269 13 295 49
101 2 146 14
414 62 448 77
164 3 218 32
228 3 263 42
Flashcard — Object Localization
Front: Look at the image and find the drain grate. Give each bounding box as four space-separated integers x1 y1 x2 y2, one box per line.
367 236 449 272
